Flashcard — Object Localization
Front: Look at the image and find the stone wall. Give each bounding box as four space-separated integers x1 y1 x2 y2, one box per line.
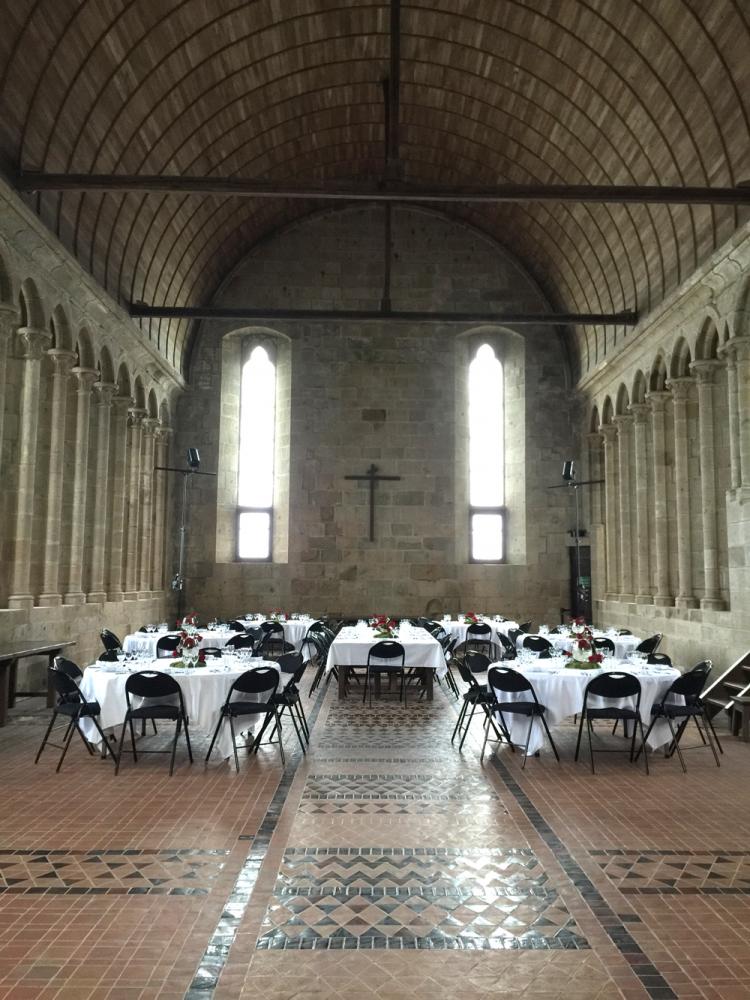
178 206 576 624
0 179 182 682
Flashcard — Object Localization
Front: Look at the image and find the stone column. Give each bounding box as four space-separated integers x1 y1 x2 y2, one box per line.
64 367 98 604
669 377 698 609
0 305 19 469
152 427 171 592
138 417 158 595
613 414 634 601
38 348 77 606
586 432 603 525
718 342 741 490
107 396 132 602
646 390 672 606
629 403 652 603
734 339 750 491
691 360 724 609
600 424 619 598
9 326 52 610
124 408 145 598
87 382 117 603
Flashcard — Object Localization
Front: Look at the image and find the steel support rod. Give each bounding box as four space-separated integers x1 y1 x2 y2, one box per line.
16 173 750 205
129 304 637 326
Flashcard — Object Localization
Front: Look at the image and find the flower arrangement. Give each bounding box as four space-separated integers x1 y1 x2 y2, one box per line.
464 611 480 624
372 615 398 638
269 608 289 621
564 617 603 669
172 619 203 665
178 612 199 628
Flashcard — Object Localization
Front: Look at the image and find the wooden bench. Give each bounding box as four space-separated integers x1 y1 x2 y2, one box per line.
0 640 76 726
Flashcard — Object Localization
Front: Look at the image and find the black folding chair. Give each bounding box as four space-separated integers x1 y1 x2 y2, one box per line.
270 652 309 752
466 622 493 657
205 667 283 771
225 632 256 651
156 634 181 657
521 635 553 654
575 672 649 774
35 662 114 772
647 652 672 666
593 637 615 655
451 652 509 751
635 633 662 656
485 666 559 767
227 619 248 631
518 621 532 633
201 647 223 657
259 621 286 657
100 628 122 653
115 671 193 777
496 631 517 660
636 661 721 771
363 641 406 707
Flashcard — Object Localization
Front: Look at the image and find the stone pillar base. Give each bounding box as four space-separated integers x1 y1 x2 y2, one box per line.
618 593 635 603
107 591 124 603
63 592 86 606
700 597 726 611
635 594 654 604
7 594 34 611
674 596 698 609
137 590 153 601
123 591 139 601
37 593 62 607
653 595 673 607
86 591 107 604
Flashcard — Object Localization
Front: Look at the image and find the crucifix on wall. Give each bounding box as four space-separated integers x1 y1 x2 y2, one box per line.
345 464 401 541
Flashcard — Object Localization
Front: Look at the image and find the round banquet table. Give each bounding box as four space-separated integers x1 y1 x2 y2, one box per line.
79 656 281 760
483 656 680 756
122 628 240 658
239 618 313 650
439 619 519 646
515 631 641 660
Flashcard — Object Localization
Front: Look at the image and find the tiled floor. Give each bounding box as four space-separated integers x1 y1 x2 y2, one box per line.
1 671 750 999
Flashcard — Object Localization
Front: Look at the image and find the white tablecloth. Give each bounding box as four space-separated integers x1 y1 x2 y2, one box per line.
483 657 680 755
439 619 519 646
516 631 641 660
239 618 313 650
326 624 447 679
123 629 239 658
79 657 281 760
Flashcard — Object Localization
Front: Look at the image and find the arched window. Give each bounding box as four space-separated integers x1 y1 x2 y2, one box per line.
237 344 276 559
468 343 505 561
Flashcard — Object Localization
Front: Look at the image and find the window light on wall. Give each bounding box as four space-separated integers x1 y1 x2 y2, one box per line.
237 344 275 560
468 343 505 561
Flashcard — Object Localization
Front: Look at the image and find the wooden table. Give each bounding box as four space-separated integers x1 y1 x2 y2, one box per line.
0 640 76 726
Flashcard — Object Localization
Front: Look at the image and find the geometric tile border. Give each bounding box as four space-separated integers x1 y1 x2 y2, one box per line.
257 847 589 951
591 849 750 895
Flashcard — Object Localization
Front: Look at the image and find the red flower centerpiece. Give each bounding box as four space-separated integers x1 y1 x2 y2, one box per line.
372 615 398 638
464 611 480 624
174 613 202 666
565 617 604 669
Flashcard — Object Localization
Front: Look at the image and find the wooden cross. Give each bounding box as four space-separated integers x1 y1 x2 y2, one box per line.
345 464 401 541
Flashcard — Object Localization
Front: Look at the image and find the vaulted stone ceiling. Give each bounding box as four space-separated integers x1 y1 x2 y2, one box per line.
0 0 748 375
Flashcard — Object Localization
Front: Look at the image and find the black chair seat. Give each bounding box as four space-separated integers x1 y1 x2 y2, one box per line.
222 699 274 717
651 702 701 719
586 706 639 721
496 700 545 717
128 704 182 721
57 699 101 718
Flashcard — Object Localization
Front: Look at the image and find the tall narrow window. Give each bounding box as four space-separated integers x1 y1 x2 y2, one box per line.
469 343 505 561
237 344 275 559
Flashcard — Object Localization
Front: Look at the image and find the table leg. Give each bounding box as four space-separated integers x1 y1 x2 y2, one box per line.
46 653 57 708
7 659 17 709
0 662 9 726
425 669 434 701
337 663 347 700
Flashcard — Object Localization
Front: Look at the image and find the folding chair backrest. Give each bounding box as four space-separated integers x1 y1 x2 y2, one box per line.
647 652 672 666
367 640 405 665
507 628 522 646
201 647 223 657
261 621 284 635
54 656 83 680
518 621 532 633
227 619 247 631
593 637 615 653
496 632 517 658
98 649 119 662
156 634 181 656
49 664 83 703
225 633 255 649
126 671 181 700
231 667 279 697
277 651 304 676
585 671 641 700
467 623 491 637
100 628 122 651
669 661 711 701
635 633 662 655
522 635 552 652
463 651 491 675
488 665 534 695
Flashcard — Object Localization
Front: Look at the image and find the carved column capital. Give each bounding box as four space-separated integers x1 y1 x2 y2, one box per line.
612 413 634 435
690 359 721 384
93 381 117 407
71 366 98 393
731 337 750 364
47 348 77 377
16 325 52 360
128 406 147 428
629 402 650 423
0 304 19 338
667 376 694 401
141 416 159 437
112 394 132 417
600 423 618 444
586 431 603 446
646 390 671 412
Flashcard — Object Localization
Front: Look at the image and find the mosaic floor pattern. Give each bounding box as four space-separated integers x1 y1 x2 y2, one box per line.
591 849 750 895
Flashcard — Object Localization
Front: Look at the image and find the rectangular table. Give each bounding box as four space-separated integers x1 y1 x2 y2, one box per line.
0 640 76 725
326 625 446 701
